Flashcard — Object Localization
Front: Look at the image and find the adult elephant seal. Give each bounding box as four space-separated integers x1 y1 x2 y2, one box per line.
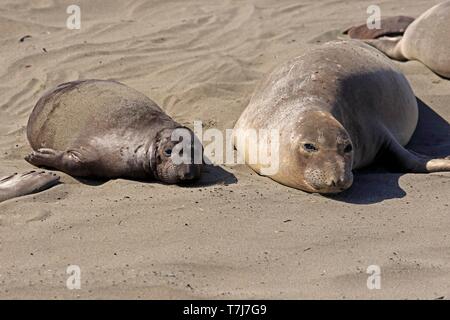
25 80 202 183
233 40 450 194
346 1 450 78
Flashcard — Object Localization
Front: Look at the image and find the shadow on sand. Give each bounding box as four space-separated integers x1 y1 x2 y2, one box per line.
328 98 450 204
178 164 238 188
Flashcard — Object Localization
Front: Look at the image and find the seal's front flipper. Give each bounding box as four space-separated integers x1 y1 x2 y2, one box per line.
25 148 98 177
344 16 414 39
384 140 450 173
0 171 60 203
364 38 407 61
419 155 450 172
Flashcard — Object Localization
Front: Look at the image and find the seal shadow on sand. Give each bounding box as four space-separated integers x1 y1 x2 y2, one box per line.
328 98 450 204
176 164 238 188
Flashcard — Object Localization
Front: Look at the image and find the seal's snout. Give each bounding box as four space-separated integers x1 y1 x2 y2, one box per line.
178 165 200 181
304 165 353 194
325 173 353 192
180 170 195 180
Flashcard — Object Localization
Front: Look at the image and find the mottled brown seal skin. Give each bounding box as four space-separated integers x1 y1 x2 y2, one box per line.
25 80 202 184
0 171 60 203
360 1 450 78
233 40 450 194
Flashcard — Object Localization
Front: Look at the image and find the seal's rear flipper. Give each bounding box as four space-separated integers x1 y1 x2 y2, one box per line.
383 139 450 173
364 38 407 61
344 16 415 39
0 171 60 203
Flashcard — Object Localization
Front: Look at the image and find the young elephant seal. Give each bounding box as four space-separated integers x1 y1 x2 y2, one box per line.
0 171 60 203
347 1 450 78
26 80 202 183
233 40 450 194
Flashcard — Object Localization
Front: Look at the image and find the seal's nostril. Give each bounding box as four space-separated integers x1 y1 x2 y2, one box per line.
331 180 336 187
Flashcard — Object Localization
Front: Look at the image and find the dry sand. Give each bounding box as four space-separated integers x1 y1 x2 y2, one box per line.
1 0 449 299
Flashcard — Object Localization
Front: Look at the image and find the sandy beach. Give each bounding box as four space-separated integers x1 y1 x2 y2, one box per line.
1 0 449 299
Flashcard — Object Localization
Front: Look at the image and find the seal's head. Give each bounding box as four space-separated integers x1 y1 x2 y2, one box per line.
150 127 202 184
276 111 354 193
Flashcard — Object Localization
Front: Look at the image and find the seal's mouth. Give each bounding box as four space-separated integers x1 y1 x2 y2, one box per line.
156 165 200 184
303 174 354 194
157 170 179 184
178 170 197 181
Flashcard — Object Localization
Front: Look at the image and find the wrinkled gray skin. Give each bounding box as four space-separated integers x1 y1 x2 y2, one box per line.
0 171 60 203
364 1 450 78
25 80 202 183
234 40 450 194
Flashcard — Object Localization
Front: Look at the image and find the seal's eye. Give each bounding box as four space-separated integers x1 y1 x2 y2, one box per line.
303 143 318 152
164 149 172 157
344 144 353 153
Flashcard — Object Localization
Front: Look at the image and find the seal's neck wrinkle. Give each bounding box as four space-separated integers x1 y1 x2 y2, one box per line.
142 136 159 179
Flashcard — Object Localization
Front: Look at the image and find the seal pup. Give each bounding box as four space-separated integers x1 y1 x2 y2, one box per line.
0 171 60 203
233 40 450 193
25 80 202 183
346 1 450 78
